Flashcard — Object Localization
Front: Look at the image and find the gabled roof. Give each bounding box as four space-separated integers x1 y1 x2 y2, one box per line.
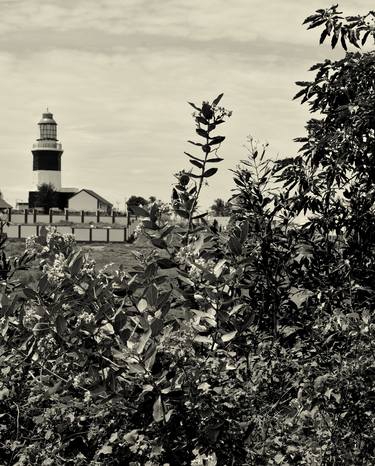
72 189 113 207
0 198 12 209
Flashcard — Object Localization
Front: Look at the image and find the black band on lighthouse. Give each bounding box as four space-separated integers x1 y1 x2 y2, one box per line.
32 151 62 171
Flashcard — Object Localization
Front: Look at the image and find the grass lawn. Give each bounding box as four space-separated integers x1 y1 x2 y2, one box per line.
4 236 154 285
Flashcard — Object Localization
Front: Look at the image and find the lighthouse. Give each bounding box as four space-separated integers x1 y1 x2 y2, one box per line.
28 111 77 210
32 110 63 190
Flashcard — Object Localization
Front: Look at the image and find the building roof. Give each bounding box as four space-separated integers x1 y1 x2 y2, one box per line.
72 189 113 207
0 198 12 209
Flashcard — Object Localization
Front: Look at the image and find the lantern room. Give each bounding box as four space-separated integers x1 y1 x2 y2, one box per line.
38 111 57 140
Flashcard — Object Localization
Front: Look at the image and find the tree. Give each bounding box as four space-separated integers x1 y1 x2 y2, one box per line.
36 183 58 214
275 5 375 262
210 198 231 216
126 195 148 207
126 195 149 215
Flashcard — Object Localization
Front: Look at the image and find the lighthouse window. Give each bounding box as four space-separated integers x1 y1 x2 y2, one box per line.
41 124 56 139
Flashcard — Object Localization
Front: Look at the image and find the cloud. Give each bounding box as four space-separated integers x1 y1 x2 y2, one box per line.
1 0 374 207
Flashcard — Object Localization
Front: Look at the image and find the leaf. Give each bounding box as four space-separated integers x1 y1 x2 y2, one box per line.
157 258 176 269
331 28 340 48
362 30 371 46
240 220 249 244
137 298 148 312
150 318 163 336
137 328 152 354
151 237 167 249
144 341 157 369
184 151 204 162
280 326 301 338
274 453 285 464
307 19 326 29
228 237 242 255
188 102 201 111
69 251 83 275
293 88 307 100
149 203 159 222
190 159 204 169
203 168 218 178
55 315 67 336
23 287 37 299
289 288 313 308
97 445 113 456
187 140 203 147
206 157 224 163
341 34 347 51
212 93 224 106
320 28 329 44
160 225 174 238
192 212 208 220
209 136 225 145
214 259 226 278
222 330 237 342
303 14 320 25
146 284 158 307
196 127 209 138
153 396 164 423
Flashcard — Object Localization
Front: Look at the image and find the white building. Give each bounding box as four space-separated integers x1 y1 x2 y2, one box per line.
68 189 113 213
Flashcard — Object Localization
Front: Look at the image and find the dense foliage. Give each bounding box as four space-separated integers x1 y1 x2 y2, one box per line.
1 5 375 465
36 183 59 214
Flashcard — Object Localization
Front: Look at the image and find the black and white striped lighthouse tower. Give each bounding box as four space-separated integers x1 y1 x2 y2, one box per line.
32 110 63 190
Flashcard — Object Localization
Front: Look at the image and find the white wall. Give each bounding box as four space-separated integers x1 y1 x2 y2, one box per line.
92 228 107 242
20 226 38 238
55 226 72 235
4 225 19 237
38 214 50 224
74 228 90 241
11 213 25 224
109 229 125 242
3 224 128 242
69 191 97 211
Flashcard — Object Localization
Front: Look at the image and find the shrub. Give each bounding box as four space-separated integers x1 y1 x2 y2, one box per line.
1 6 375 465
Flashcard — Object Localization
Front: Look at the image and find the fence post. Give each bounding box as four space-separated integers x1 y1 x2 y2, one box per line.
107 228 110 243
8 208 11 222
89 227 93 243
124 227 126 242
65 209 69 222
97 210 100 223
49 209 53 224
18 225 21 239
81 210 84 223
24 210 28 224
112 211 115 224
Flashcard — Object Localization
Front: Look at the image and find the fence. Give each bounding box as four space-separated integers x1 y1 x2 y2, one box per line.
4 209 128 226
3 222 140 243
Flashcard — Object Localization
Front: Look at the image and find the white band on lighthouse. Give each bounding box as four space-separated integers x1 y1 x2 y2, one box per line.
33 170 62 191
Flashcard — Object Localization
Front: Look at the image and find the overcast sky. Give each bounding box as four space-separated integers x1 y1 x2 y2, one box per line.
1 0 372 209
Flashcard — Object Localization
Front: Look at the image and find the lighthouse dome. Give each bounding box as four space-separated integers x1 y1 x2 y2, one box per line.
38 112 57 125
